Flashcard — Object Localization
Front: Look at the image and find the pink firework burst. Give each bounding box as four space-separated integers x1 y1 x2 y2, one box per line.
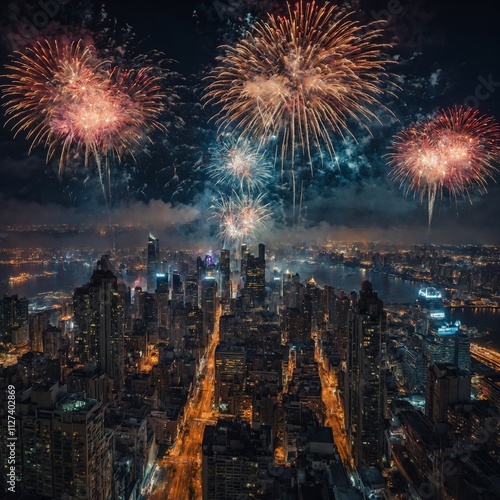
2 38 165 202
387 106 500 229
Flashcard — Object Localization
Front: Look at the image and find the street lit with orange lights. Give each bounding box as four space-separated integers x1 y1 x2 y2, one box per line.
314 337 353 473
470 342 500 371
152 305 221 499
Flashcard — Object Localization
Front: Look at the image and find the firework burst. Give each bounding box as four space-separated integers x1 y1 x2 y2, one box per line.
204 0 394 173
387 105 500 229
208 137 274 193
2 38 165 203
211 191 272 248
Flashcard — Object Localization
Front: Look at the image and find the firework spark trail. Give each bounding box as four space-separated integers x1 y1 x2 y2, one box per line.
387 105 500 230
211 191 272 248
204 0 395 176
208 138 274 193
2 38 165 204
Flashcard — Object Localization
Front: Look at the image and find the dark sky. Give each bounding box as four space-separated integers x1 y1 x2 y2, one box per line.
0 0 499 247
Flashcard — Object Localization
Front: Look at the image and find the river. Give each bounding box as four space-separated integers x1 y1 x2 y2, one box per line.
2 258 499 350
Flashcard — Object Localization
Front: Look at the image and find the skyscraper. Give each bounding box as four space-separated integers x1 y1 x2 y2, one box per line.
155 274 170 327
2 294 29 342
243 244 266 308
5 382 111 499
425 363 471 426
202 418 273 499
147 234 159 293
219 249 231 302
201 277 218 347
345 280 387 467
73 256 126 393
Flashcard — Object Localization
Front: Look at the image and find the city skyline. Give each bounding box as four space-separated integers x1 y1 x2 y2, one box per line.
2 238 499 498
0 0 498 249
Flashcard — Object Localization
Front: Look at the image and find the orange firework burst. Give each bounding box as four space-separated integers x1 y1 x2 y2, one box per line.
2 39 165 202
204 0 394 172
387 105 500 229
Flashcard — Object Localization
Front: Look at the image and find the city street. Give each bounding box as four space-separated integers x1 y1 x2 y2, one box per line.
315 341 353 473
152 305 221 499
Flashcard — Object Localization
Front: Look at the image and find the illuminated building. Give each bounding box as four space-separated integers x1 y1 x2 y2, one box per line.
146 234 159 293
41 324 65 359
241 243 250 277
332 290 350 362
345 280 387 467
4 382 111 499
202 418 273 500
417 287 446 320
425 363 471 427
215 344 246 413
184 274 198 307
66 364 108 402
423 322 470 371
171 271 183 307
73 256 126 393
219 249 231 302
416 287 470 371
283 271 301 309
243 244 266 308
2 293 29 340
268 270 282 313
201 276 218 347
28 311 49 351
155 274 170 328
142 292 157 324
402 345 426 392
305 277 326 331
17 351 60 386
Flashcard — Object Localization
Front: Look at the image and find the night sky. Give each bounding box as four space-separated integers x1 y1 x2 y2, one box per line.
0 0 499 247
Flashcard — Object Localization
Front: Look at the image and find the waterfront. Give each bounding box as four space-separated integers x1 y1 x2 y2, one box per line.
2 256 498 350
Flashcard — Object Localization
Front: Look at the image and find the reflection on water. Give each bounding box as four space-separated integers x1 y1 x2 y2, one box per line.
1 259 499 349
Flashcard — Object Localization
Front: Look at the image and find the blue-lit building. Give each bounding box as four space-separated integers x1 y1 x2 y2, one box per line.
417 287 445 318
416 287 470 372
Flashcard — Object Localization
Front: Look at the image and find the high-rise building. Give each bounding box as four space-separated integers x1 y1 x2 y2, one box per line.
2 294 29 340
155 273 168 291
215 344 246 413
243 246 266 308
423 323 470 371
402 344 427 393
2 382 111 499
345 280 387 467
283 272 301 309
171 271 183 307
29 311 50 351
184 275 199 307
202 418 273 500
240 244 249 277
147 234 159 293
155 274 170 328
142 292 157 323
417 287 446 320
425 363 471 426
333 290 350 361
219 249 231 302
73 256 126 393
201 277 218 347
